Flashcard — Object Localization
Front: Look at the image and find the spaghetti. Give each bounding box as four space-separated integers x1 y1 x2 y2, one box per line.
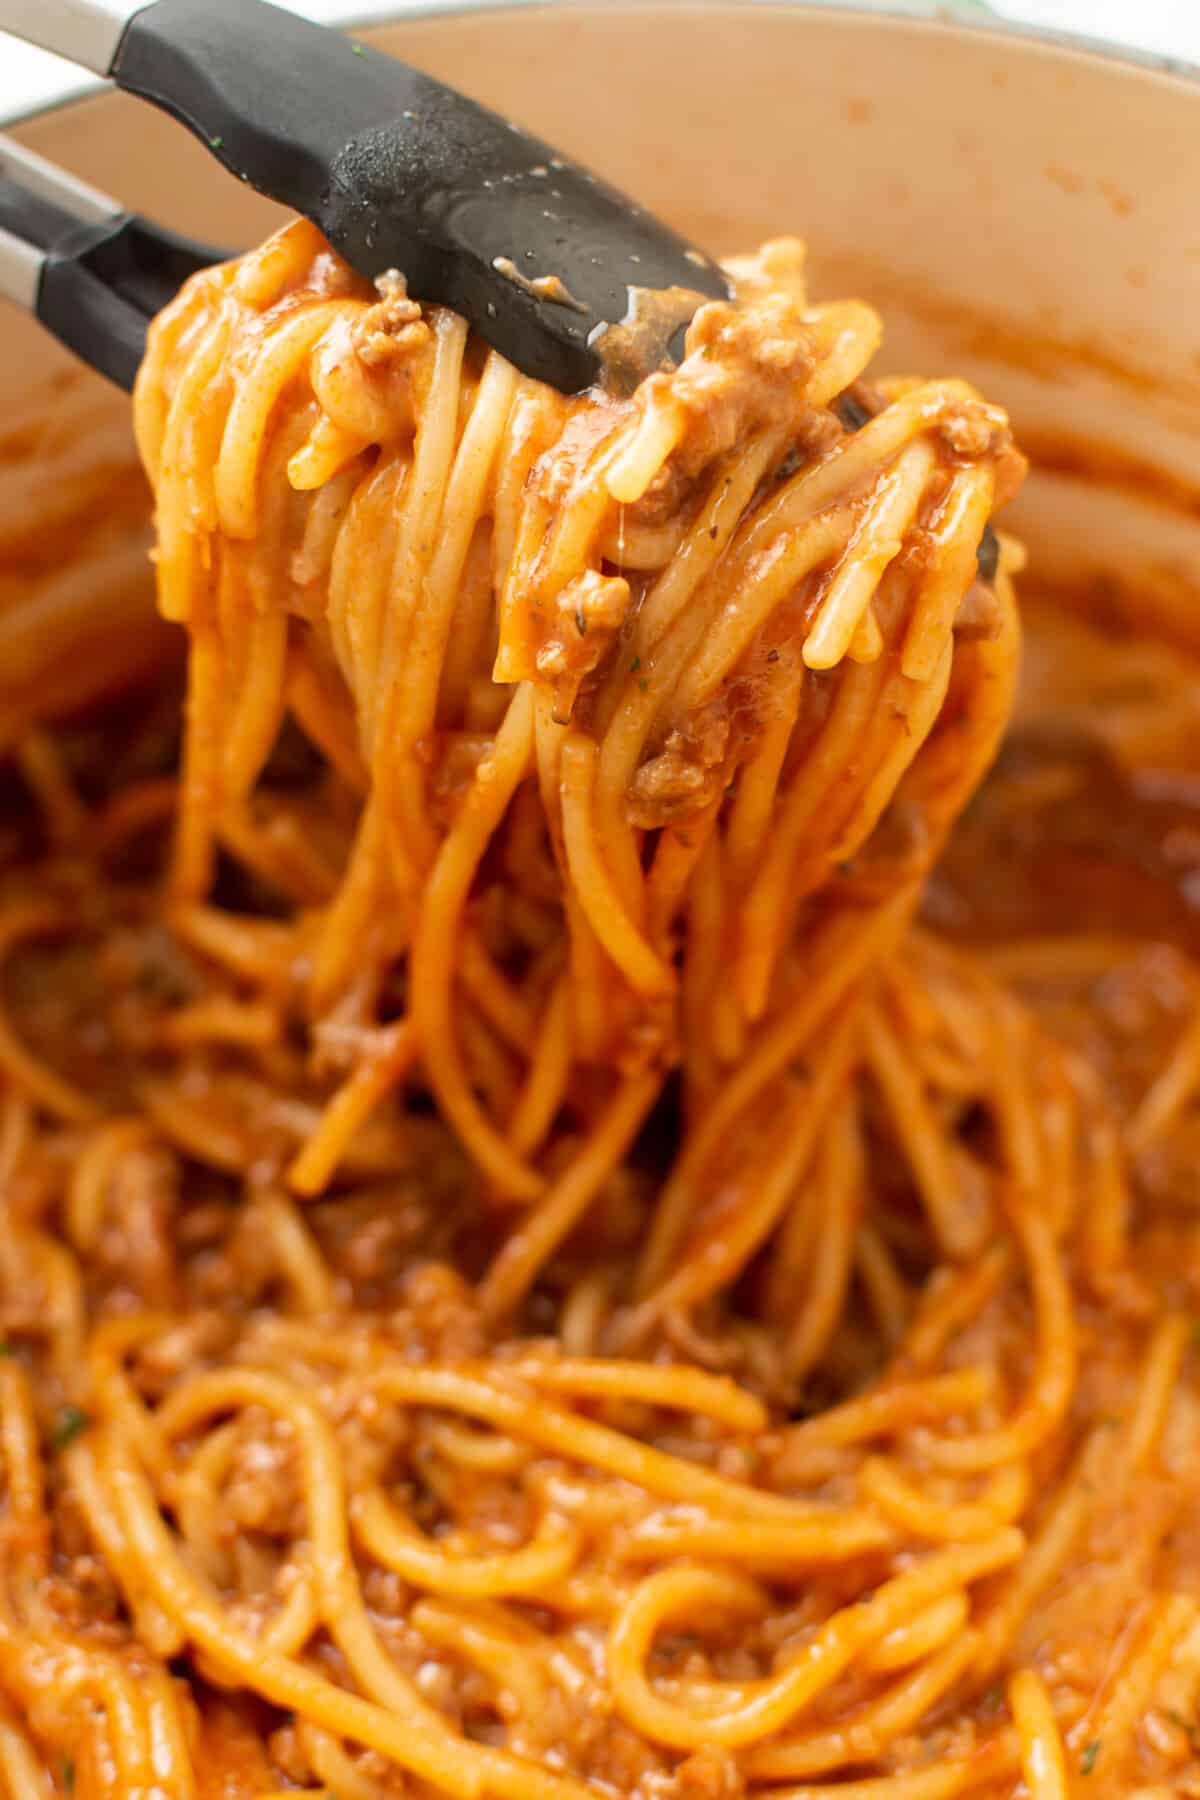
0 217 1192 1800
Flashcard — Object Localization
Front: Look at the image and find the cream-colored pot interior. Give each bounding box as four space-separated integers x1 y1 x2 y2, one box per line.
6 1 1200 640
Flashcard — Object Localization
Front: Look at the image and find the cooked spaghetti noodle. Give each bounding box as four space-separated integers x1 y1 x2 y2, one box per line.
0 214 1194 1800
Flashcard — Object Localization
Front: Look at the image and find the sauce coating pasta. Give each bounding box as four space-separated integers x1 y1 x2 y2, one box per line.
0 220 1192 1800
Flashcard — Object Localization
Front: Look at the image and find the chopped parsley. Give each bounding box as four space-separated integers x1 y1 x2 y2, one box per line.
1080 1740 1101 1776
209 134 224 150
630 656 641 672
62 1760 75 1794
352 40 365 54
52 1406 90 1452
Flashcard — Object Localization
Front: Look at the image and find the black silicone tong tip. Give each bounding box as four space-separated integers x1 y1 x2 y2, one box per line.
108 0 730 392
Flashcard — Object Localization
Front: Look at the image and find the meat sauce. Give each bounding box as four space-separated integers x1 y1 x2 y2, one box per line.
927 586 1200 1186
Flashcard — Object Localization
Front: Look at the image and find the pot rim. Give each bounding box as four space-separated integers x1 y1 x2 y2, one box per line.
3 0 1199 136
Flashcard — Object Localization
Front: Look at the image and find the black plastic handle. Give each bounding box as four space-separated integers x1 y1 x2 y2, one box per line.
0 157 223 390
39 243 159 390
41 213 223 389
110 0 729 392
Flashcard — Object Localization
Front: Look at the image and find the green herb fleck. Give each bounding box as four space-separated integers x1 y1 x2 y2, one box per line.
981 1683 1003 1711
1080 1740 1101 1776
630 656 641 673
1101 1413 1123 1428
210 134 224 150
1191 1319 1200 1349
638 678 649 693
352 40 365 54
575 608 588 637
52 1406 90 1452
62 1760 75 1794
0 1342 13 1359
